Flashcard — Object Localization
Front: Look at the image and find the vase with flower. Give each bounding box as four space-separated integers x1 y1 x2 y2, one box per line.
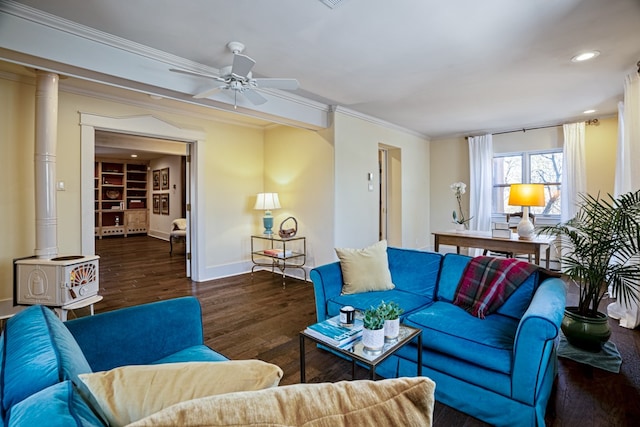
450 182 472 230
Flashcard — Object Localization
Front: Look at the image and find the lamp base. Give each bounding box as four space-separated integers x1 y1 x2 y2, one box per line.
262 215 274 235
516 206 535 240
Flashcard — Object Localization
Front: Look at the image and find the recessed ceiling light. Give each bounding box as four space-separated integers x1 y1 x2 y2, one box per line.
130 154 138 158
583 109 596 114
149 94 162 100
571 51 600 62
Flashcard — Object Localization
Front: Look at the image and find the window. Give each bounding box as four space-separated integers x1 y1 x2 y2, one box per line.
492 150 562 216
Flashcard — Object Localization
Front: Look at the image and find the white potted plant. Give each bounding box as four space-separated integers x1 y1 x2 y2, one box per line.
378 300 404 341
451 181 472 230
362 306 385 352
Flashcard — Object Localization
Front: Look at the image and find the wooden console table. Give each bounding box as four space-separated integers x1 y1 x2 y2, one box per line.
433 230 554 269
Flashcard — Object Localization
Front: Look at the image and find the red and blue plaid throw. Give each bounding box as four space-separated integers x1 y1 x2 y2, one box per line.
453 256 538 319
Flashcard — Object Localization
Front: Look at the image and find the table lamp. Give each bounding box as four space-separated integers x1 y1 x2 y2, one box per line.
508 184 545 240
254 193 281 235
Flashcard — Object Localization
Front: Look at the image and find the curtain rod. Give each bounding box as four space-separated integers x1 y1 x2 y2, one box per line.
492 123 561 136
465 119 599 139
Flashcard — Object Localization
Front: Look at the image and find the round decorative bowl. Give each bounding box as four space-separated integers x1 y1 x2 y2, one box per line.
105 190 120 199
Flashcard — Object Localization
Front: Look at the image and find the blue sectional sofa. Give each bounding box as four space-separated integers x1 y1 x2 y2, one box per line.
311 247 567 427
0 297 228 426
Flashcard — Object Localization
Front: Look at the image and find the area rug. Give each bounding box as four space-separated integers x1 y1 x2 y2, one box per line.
557 332 622 373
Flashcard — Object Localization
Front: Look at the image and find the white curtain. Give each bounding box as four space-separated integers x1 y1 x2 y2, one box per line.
468 134 493 256
608 71 640 329
561 122 587 222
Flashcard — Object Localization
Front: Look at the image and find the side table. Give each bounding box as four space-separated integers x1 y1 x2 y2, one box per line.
299 324 422 382
251 235 306 288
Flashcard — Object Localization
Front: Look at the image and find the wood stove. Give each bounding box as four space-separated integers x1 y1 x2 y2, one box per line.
15 255 100 306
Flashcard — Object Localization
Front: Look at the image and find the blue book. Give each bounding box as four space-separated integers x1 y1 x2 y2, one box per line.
304 316 363 347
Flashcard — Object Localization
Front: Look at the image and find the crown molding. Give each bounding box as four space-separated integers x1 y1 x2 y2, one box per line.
332 106 429 140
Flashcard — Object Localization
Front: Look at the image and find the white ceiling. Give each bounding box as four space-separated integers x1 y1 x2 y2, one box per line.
5 0 640 139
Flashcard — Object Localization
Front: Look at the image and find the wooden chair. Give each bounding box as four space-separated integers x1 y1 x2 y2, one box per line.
483 212 535 261
170 218 187 255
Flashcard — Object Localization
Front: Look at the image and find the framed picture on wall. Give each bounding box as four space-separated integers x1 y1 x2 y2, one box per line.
160 194 169 215
161 168 170 190
153 194 160 214
152 170 160 191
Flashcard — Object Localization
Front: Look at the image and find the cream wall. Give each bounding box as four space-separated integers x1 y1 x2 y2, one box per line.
264 125 335 268
429 119 619 250
333 111 430 250
584 117 617 197
0 75 36 300
429 136 469 242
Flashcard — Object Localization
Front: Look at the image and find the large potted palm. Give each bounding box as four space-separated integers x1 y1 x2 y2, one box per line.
540 190 640 351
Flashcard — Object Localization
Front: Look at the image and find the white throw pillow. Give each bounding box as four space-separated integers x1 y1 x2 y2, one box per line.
78 360 283 427
335 240 395 295
128 377 436 427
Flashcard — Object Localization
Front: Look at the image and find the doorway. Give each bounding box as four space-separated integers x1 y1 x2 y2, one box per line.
80 114 205 280
94 132 190 273
379 148 388 241
378 145 402 246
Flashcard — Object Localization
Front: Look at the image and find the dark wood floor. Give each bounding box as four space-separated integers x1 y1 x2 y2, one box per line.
87 235 640 427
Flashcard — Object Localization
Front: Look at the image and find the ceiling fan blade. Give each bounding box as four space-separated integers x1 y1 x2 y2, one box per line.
231 53 255 78
192 84 226 99
253 78 299 90
242 89 268 105
169 68 225 82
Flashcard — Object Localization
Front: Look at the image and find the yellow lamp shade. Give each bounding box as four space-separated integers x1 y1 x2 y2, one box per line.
508 184 545 207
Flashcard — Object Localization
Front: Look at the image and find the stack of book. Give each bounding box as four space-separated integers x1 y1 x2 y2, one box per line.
304 315 363 349
492 222 512 238
263 248 293 258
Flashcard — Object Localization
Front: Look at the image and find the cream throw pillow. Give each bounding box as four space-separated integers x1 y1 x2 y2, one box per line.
78 360 283 427
128 377 435 427
335 239 395 295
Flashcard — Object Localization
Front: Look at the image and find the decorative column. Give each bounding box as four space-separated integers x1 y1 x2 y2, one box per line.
34 70 59 259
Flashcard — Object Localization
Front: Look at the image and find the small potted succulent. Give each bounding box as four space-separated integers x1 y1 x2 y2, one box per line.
378 300 404 341
362 306 385 352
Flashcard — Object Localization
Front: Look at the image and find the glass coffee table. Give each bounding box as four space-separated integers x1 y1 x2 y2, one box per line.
299 323 422 382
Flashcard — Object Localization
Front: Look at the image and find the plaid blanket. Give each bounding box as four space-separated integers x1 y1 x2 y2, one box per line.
453 256 538 319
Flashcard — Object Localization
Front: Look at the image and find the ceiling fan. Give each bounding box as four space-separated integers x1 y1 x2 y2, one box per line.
170 41 299 107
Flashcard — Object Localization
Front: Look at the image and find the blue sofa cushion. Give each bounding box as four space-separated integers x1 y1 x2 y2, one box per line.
435 253 471 302
327 289 432 320
0 306 92 416
404 301 519 374
65 297 208 372
7 381 103 427
386 248 442 297
437 253 540 319
151 345 229 364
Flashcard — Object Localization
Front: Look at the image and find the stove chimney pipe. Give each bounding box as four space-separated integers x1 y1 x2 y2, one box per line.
34 70 59 259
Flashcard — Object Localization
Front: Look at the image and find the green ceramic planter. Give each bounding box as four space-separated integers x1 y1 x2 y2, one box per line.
561 307 611 352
